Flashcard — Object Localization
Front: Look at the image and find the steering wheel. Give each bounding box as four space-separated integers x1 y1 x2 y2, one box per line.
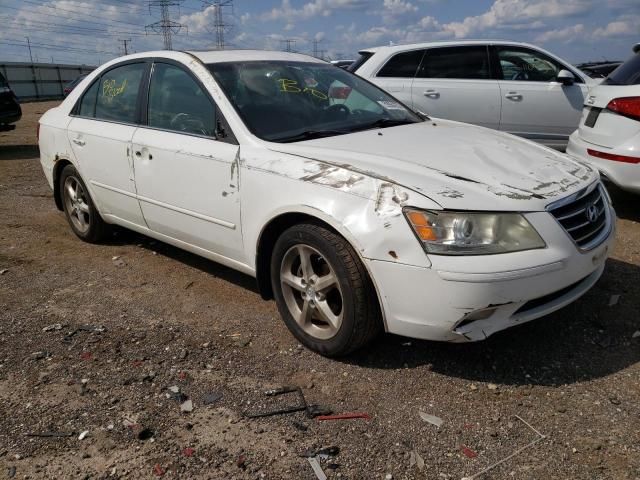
170 113 208 136
325 104 350 119
512 71 528 81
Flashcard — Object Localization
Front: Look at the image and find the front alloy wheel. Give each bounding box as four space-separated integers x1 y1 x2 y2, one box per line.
271 222 382 356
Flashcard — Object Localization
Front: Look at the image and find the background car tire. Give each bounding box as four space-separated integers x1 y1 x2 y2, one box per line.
271 222 382 356
59 164 108 243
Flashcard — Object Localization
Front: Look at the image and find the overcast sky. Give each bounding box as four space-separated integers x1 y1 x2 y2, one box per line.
0 0 638 66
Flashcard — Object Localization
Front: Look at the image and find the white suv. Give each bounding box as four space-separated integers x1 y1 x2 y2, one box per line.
352 40 594 149
567 45 640 194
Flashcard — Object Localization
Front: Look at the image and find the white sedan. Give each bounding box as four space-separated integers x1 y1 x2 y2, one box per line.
567 45 640 194
38 50 615 356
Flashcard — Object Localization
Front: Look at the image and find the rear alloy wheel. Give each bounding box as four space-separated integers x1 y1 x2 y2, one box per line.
271 223 381 356
60 164 108 242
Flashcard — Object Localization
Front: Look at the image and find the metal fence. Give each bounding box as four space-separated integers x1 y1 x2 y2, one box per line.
0 62 96 101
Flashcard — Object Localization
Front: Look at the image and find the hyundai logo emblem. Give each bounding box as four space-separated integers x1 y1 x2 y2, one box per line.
586 204 599 223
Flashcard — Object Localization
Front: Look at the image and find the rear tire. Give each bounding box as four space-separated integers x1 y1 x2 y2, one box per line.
59 164 108 243
271 222 382 356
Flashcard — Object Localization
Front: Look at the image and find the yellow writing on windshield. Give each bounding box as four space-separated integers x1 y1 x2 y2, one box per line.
278 78 328 99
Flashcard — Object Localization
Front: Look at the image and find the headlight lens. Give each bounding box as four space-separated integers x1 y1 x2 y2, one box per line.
404 209 546 255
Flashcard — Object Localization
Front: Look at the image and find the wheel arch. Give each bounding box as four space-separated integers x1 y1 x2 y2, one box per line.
52 157 74 211
254 208 387 331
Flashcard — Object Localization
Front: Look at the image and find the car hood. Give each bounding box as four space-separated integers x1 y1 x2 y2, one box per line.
267 119 597 211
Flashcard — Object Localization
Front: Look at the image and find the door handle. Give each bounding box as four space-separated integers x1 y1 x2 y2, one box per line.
134 150 152 160
72 138 85 146
505 92 523 101
423 90 440 98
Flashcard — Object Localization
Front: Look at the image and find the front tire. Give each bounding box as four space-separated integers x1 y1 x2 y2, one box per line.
59 164 108 243
271 222 382 356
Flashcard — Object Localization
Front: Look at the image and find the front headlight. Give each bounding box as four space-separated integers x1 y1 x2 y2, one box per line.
404 208 546 255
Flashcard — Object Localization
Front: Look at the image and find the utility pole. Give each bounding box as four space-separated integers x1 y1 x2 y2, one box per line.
202 0 233 50
25 36 33 64
145 0 186 50
119 38 132 55
281 39 296 52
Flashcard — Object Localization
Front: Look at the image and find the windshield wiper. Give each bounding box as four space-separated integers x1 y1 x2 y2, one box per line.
349 118 416 133
275 129 350 143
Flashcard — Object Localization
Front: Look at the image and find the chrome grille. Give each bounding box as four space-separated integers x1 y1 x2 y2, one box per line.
548 183 610 250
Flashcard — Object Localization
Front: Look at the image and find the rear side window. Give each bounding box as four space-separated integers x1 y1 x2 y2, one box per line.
94 63 146 123
377 50 424 78
348 51 374 72
605 54 640 85
417 46 490 79
147 62 216 137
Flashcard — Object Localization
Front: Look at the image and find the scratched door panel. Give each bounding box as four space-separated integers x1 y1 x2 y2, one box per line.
132 127 243 261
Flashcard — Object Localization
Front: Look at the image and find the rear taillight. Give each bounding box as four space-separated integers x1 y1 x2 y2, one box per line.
606 96 640 121
587 148 640 164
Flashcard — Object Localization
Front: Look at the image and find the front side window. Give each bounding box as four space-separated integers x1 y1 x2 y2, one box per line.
377 50 424 78
417 46 491 79
94 63 145 123
208 61 423 143
147 63 216 136
497 47 567 82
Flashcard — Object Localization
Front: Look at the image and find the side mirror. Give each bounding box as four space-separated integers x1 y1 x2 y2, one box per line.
557 69 575 86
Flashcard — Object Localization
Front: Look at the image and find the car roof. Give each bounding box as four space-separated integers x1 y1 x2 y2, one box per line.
359 39 546 54
187 49 325 64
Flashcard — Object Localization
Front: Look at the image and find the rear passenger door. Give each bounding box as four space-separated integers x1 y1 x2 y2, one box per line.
131 61 244 261
410 46 501 130
67 61 148 227
372 49 424 106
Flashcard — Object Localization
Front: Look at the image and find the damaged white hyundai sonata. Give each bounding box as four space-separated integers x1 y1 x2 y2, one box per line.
38 50 615 356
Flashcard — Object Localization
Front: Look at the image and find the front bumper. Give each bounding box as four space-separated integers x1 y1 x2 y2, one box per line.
366 207 615 342
567 130 640 194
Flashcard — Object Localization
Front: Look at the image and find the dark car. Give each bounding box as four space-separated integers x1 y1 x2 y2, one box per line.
0 71 21 131
63 74 88 97
577 61 623 79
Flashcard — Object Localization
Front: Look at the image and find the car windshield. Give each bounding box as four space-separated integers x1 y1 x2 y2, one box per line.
208 61 423 143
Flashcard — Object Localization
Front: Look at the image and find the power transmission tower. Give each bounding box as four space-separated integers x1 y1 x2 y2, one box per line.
281 39 296 52
145 0 186 50
119 38 132 55
312 39 320 58
25 36 33 64
202 0 234 50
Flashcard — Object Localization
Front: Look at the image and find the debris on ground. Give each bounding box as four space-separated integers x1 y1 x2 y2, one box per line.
152 464 165 476
7 466 16 478
608 294 621 306
461 445 478 458
203 391 223 405
78 430 89 440
25 431 75 438
42 323 63 332
409 449 425 471
487 383 498 390
0 269 8 275
180 399 194 413
182 447 195 457
461 415 547 480
307 456 327 480
418 411 443 428
245 386 331 419
316 412 370 421
236 453 247 469
301 446 340 458
112 256 126 267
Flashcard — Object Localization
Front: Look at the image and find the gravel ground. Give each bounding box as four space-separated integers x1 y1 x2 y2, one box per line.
0 101 639 480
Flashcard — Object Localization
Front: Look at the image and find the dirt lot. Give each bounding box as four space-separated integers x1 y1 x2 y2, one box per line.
0 101 639 480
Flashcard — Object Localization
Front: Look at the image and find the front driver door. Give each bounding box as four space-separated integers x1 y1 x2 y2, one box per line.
495 46 588 147
131 61 243 262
